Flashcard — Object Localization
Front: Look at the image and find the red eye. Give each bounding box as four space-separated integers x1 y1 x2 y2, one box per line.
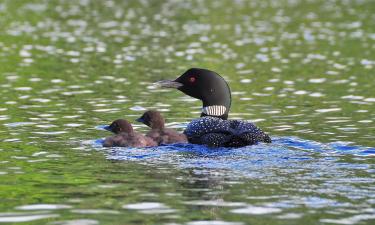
189 76 196 83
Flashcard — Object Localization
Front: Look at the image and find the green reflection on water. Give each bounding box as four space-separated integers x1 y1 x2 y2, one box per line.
0 0 374 224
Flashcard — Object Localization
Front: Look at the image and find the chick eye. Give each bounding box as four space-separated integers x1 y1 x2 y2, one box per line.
189 76 196 83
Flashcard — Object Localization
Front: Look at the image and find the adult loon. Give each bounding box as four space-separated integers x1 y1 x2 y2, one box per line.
136 110 188 145
156 68 271 147
103 119 157 147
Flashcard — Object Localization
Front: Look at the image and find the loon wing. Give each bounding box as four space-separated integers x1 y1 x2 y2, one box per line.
184 117 231 137
229 120 272 144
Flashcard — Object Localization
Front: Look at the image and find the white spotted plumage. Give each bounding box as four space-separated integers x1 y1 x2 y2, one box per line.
184 116 271 147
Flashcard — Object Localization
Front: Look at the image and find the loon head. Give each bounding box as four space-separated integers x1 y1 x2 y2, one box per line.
136 110 165 129
104 119 134 134
156 68 231 120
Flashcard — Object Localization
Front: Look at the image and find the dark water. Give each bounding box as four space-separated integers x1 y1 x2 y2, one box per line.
0 0 374 224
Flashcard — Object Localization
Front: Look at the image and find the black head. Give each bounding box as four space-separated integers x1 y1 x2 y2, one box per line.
156 68 231 119
104 119 134 134
136 110 165 129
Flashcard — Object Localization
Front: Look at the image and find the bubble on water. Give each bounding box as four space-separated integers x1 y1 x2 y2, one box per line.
341 95 364 100
123 202 175 214
316 108 341 113
183 200 246 207
294 90 308 95
277 213 303 219
36 124 57 128
3 138 20 142
283 80 294 85
50 219 99 225
38 114 54 117
19 50 31 57
33 131 67 135
263 87 274 91
255 53 269 62
231 205 282 215
32 151 48 157
70 209 120 214
16 204 72 210
333 63 346 70
130 106 146 111
19 95 30 99
240 79 252 83
93 108 120 112
31 98 51 103
51 79 64 83
66 51 80 57
252 92 271 97
4 122 36 127
272 125 294 131
364 98 375 102
309 92 324 97
271 67 281 72
237 69 253 75
0 212 59 223
320 214 375 225
14 87 32 91
307 53 326 60
308 78 326 83
334 79 350 84
232 91 246 96
45 154 63 158
294 122 310 125
63 115 81 119
22 58 34 64
70 58 80 63
96 46 106 53
326 70 339 75
62 90 93 95
186 221 244 225
360 59 374 68
326 119 350 124
0 115 10 120
358 120 372 123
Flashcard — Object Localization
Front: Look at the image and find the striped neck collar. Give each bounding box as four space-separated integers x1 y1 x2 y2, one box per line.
202 105 227 117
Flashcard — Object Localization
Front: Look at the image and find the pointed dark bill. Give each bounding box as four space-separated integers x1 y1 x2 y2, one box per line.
103 125 112 132
154 80 183 89
136 117 145 123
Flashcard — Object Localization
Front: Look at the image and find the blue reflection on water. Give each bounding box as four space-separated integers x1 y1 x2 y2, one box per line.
94 136 375 161
91 136 375 202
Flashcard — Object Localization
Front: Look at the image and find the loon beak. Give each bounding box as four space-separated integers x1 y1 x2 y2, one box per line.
154 80 183 89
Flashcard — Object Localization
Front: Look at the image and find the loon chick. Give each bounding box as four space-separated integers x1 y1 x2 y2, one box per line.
103 119 157 147
156 68 271 147
136 110 188 145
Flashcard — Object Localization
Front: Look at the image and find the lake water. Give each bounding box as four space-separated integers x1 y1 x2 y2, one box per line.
0 0 374 224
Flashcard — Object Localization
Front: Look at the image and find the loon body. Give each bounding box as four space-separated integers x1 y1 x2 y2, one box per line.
136 110 188 145
156 68 271 147
185 116 271 147
103 119 157 147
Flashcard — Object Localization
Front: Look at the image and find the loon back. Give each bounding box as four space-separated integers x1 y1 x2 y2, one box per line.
184 117 271 147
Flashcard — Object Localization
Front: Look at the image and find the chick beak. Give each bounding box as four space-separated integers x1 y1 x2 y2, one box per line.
103 125 112 132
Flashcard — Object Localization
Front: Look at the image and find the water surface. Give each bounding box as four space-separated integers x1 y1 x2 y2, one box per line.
0 0 374 224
